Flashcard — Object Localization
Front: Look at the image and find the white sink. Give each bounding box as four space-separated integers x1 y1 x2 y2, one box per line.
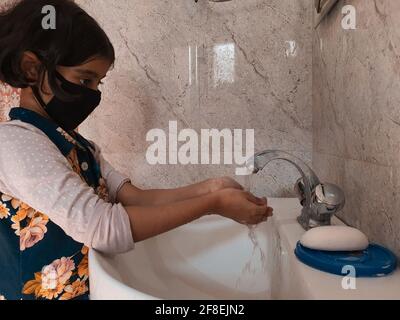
89 198 400 300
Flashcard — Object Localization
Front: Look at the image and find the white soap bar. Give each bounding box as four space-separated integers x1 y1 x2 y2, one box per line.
300 226 369 251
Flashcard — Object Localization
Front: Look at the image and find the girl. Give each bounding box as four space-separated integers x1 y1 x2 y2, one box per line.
0 0 273 300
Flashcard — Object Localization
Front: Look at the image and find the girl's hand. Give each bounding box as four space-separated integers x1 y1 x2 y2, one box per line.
212 188 273 225
208 177 244 193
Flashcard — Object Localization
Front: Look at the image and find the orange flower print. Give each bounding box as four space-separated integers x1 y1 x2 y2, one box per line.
17 202 35 219
81 246 89 255
96 177 109 201
22 271 65 300
10 198 21 210
0 194 9 201
1 194 21 210
19 213 49 251
22 272 47 298
22 257 76 300
41 257 75 289
11 202 34 236
66 149 85 180
78 254 89 278
59 278 88 300
0 202 10 220
11 215 22 236
77 246 89 278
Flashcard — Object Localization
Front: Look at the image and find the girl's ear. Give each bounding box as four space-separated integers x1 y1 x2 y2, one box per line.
20 51 42 84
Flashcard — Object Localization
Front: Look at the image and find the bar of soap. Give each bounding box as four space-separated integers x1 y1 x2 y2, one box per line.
300 226 369 251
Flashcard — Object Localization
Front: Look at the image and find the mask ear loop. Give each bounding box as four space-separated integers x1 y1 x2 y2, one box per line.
30 64 49 110
31 85 48 110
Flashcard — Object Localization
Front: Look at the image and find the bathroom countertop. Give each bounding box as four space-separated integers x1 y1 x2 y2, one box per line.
269 198 400 300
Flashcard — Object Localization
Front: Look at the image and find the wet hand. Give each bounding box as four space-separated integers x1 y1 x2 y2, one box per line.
213 188 273 225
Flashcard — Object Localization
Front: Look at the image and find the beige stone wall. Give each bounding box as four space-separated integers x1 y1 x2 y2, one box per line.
76 0 313 197
313 0 400 257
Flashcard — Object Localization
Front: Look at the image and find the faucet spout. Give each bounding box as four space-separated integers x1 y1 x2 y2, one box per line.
246 150 345 230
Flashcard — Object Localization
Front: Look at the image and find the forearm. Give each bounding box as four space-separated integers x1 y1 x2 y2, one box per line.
117 179 214 206
125 192 218 242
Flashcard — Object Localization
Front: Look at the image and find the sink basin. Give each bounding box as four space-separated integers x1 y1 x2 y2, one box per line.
89 198 400 300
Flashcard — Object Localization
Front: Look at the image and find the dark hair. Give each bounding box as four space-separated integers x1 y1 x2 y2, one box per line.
0 0 115 100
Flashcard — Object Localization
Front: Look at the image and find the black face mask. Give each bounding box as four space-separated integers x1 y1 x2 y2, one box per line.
31 70 102 131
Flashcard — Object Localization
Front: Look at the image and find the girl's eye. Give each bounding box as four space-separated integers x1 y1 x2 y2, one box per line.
79 79 104 89
80 79 92 87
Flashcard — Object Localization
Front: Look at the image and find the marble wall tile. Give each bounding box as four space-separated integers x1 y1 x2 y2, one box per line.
314 0 400 166
76 0 313 197
313 0 400 258
343 160 400 258
314 152 400 258
312 152 345 188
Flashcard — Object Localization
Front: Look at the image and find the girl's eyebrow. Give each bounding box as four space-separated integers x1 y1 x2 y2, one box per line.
75 68 105 78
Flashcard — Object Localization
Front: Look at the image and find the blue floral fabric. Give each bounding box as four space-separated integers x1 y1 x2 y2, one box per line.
0 107 109 300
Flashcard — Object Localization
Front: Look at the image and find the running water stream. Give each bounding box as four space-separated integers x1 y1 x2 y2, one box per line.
235 175 269 290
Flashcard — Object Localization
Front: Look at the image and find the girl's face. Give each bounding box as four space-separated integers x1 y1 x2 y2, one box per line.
20 52 112 118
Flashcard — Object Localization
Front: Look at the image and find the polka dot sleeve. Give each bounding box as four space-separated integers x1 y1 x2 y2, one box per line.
86 139 131 204
0 122 134 254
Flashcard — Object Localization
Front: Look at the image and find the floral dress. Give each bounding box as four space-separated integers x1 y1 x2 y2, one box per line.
0 107 111 300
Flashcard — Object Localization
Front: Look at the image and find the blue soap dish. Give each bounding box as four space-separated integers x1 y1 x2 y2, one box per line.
295 242 397 277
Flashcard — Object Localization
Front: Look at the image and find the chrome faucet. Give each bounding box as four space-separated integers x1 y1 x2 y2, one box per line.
245 150 345 230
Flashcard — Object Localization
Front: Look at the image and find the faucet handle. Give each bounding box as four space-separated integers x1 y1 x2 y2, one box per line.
295 179 345 213
314 183 345 211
